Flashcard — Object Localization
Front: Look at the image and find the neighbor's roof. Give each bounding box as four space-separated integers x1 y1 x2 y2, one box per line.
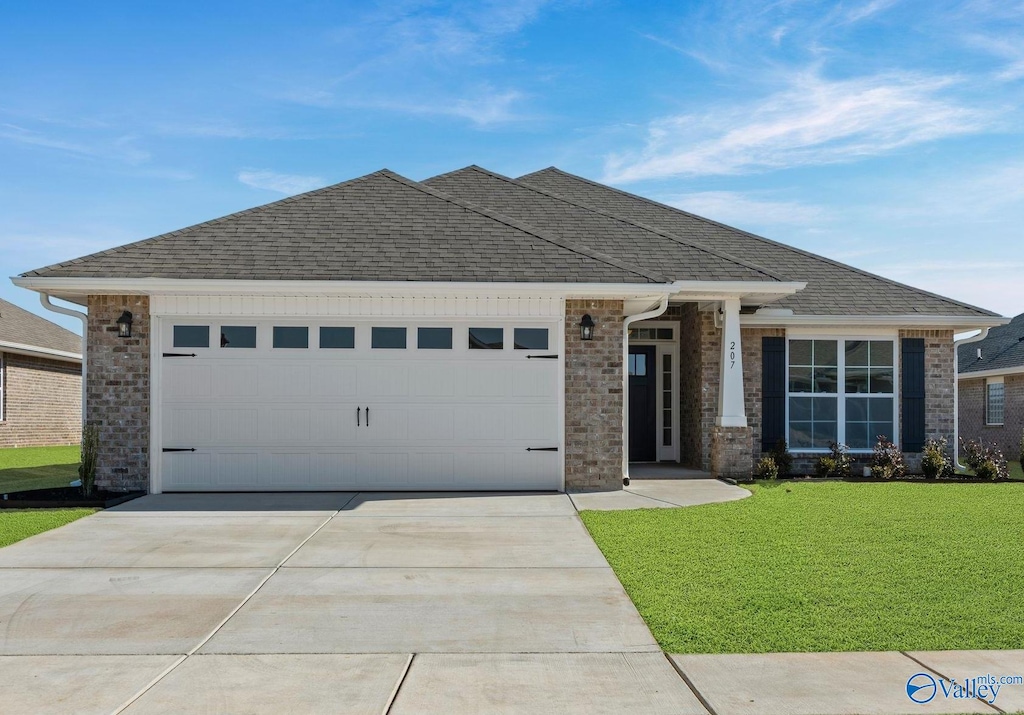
958 313 1024 374
0 298 82 356
515 167 996 317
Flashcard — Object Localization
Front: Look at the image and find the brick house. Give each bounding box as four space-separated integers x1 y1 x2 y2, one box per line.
958 313 1024 460
12 166 1005 492
0 298 82 448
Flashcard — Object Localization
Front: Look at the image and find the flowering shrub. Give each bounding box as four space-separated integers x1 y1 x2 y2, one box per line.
755 455 779 480
870 436 906 480
769 439 793 476
960 437 1009 481
816 442 853 478
921 437 955 480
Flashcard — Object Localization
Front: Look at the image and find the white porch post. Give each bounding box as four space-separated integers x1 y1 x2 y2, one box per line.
716 298 747 428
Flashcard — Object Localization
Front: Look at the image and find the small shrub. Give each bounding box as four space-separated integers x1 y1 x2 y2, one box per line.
870 435 906 480
768 439 793 476
921 437 954 480
816 442 853 478
79 424 100 497
960 437 1009 481
1019 428 1024 468
755 455 779 480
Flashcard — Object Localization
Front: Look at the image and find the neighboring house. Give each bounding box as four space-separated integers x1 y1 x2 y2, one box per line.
0 297 82 448
958 312 1024 459
12 166 1005 493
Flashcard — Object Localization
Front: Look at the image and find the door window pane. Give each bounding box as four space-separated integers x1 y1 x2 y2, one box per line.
469 327 503 350
513 328 549 350
273 326 308 349
418 327 452 349
173 325 209 348
372 327 407 349
662 353 673 447
220 326 256 348
320 327 355 349
628 353 647 376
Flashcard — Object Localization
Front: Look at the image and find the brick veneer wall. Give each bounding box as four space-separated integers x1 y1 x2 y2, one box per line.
960 373 1024 459
677 304 703 468
0 353 81 447
87 295 150 492
565 299 624 491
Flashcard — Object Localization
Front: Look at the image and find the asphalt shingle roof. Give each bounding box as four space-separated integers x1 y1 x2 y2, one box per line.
516 167 996 317
22 170 661 285
958 313 1024 373
0 298 82 355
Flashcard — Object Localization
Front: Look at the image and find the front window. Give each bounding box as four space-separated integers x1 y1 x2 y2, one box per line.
987 380 1005 425
788 338 895 450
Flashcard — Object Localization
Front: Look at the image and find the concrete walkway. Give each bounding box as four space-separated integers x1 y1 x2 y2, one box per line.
569 478 751 510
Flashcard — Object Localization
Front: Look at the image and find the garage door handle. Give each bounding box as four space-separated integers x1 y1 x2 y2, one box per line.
162 352 196 357
357 407 361 426
365 406 370 426
526 447 559 452
162 447 196 453
526 354 558 359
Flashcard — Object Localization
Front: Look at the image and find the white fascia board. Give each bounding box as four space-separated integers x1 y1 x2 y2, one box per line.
669 281 805 302
739 314 1010 330
0 340 82 363
958 365 1024 381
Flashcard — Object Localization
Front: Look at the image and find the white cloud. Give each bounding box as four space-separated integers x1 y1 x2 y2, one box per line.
237 170 325 195
605 70 990 182
660 191 830 228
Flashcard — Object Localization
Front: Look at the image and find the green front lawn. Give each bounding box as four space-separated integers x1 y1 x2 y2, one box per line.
581 481 1024 654
0 508 96 548
1010 461 1023 480
0 445 80 494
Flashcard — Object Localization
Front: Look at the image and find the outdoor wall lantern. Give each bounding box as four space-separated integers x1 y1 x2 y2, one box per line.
116 310 133 338
580 314 595 341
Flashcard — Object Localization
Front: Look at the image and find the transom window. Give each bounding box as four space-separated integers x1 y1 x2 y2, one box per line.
987 379 1005 425
469 327 503 350
788 339 895 451
173 325 210 348
220 326 256 348
273 326 308 349
372 327 407 349
417 327 452 350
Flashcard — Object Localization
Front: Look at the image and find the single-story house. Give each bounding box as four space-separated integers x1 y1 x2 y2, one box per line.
0 297 82 448
12 166 1006 492
958 312 1024 458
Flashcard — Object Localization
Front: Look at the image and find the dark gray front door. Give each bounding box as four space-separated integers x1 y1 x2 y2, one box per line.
628 345 657 462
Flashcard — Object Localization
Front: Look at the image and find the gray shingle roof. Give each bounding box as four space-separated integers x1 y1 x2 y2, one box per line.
959 313 1024 373
0 298 82 356
424 166 777 283
21 170 661 285
517 167 996 317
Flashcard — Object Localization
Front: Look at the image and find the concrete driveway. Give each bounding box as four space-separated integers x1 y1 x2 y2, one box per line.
0 492 707 714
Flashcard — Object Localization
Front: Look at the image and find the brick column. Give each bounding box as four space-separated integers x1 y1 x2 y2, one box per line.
710 426 753 479
900 329 954 471
87 295 150 492
564 299 624 491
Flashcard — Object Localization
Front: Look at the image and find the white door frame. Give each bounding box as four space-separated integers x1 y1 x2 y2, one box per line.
627 320 680 462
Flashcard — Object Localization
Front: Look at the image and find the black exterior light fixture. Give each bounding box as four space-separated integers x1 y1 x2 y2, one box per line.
580 314 595 341
116 310 133 338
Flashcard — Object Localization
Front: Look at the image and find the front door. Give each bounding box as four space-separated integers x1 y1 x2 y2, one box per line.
628 345 657 462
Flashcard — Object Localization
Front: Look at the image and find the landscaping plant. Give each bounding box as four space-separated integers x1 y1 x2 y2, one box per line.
960 437 1009 481
78 424 99 497
1019 428 1024 468
921 437 955 480
755 455 779 480
816 442 853 478
870 435 906 480
768 438 793 476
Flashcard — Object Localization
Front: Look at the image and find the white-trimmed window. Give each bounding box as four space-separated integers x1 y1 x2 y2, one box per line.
986 378 1005 426
787 338 896 451
0 352 4 421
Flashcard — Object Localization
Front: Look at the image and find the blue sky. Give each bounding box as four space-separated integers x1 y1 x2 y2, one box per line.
2 0 1023 334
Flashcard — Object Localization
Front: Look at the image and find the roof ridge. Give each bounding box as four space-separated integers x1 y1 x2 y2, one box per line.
379 170 668 284
519 167 1000 317
21 171 389 278
452 165 784 282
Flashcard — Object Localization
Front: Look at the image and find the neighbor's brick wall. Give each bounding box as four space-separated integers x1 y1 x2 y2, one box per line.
565 299 624 491
87 295 150 492
0 353 81 447
959 373 1024 459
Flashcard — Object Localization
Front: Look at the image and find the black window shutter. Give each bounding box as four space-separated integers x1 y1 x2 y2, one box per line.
901 338 926 452
761 337 786 452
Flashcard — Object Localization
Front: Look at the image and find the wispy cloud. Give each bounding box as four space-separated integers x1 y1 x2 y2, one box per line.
604 70 990 181
0 123 150 164
237 170 325 195
659 191 830 228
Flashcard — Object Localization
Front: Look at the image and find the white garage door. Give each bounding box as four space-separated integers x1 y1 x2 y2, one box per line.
157 319 561 491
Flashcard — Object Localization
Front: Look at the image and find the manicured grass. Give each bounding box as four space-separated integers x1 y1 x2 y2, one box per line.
1010 461 1023 481
0 445 79 494
581 481 1024 654
0 508 96 548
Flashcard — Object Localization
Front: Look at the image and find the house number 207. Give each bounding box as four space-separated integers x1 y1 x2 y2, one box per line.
729 341 736 369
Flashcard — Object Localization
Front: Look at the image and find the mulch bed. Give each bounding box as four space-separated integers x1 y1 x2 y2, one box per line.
0 487 146 509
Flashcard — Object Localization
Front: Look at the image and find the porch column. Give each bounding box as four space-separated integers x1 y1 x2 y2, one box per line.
716 298 747 428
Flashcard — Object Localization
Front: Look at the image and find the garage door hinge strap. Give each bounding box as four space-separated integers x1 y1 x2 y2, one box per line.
525 447 559 452
162 352 197 357
526 354 558 359
162 447 196 452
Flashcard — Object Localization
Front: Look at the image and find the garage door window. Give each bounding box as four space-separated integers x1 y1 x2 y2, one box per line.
173 325 210 348
221 326 256 348
469 327 503 350
514 328 548 350
320 327 355 349
372 327 407 349
273 326 308 349
417 327 452 349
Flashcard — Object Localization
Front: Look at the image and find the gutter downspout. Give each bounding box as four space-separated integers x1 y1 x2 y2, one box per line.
953 328 991 470
39 294 88 424
622 295 670 485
